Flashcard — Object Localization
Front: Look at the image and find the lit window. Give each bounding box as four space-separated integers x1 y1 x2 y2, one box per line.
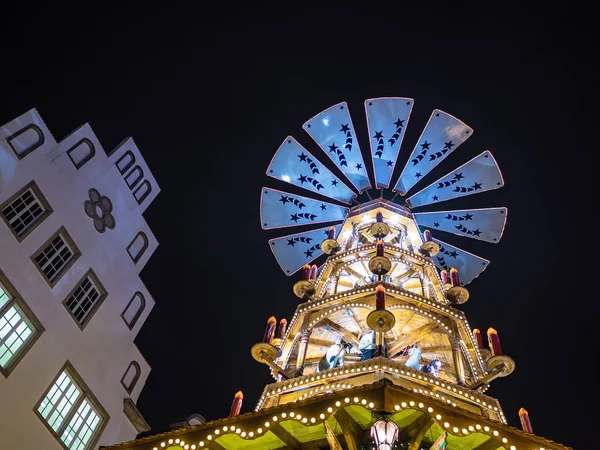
0 272 44 377
63 270 107 329
0 181 52 241
32 227 80 287
36 362 108 450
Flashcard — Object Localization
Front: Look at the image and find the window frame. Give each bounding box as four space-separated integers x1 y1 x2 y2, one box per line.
62 269 107 330
0 270 45 377
65 138 96 170
120 361 141 394
120 292 146 331
5 123 46 160
31 226 81 288
0 180 53 242
34 361 110 450
126 231 149 264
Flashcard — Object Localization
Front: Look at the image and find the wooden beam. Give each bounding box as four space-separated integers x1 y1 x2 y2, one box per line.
388 323 439 357
309 337 335 347
421 345 453 353
407 417 434 450
472 437 503 450
334 408 362 450
397 413 434 450
270 423 302 449
206 440 227 450
343 265 365 280
322 318 360 346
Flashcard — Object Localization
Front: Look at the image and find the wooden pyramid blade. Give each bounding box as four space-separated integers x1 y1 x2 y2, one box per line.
269 225 343 276
266 136 356 204
406 151 504 209
364 97 414 188
303 101 371 193
415 207 507 243
394 110 473 195
260 187 349 230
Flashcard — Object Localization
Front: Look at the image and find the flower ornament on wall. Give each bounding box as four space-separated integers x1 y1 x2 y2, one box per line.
84 188 115 233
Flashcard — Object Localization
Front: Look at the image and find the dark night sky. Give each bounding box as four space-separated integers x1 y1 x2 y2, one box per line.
1 6 593 449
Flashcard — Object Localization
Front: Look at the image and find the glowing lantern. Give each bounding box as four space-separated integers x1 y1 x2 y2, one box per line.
371 419 399 450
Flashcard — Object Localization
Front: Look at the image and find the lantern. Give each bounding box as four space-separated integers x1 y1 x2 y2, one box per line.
371 419 399 450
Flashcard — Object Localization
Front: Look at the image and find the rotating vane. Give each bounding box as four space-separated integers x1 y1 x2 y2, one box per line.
261 97 507 285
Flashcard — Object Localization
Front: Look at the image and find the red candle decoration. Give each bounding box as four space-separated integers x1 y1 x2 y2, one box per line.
375 285 386 310
487 327 502 356
376 240 384 257
229 391 244 417
518 408 533 434
262 317 277 343
327 226 335 239
301 264 311 281
309 264 318 280
449 268 460 286
440 269 450 285
423 229 432 242
376 211 383 223
473 328 484 349
276 318 287 339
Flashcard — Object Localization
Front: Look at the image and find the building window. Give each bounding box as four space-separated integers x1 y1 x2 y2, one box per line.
35 361 109 450
0 181 53 242
6 123 46 159
0 272 44 377
120 361 141 394
126 231 148 264
66 138 96 170
31 227 81 288
121 292 146 330
63 270 107 329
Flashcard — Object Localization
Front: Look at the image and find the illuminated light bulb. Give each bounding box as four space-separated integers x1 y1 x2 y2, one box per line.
444 422 450 428
436 414 442 420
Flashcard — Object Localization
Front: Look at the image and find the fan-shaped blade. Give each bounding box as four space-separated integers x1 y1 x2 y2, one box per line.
431 237 489 286
267 137 356 204
303 101 371 193
260 187 349 230
394 110 473 195
415 207 507 243
269 225 343 275
406 151 503 209
364 97 414 188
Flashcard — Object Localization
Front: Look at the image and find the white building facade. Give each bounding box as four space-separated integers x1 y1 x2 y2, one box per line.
0 109 160 449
